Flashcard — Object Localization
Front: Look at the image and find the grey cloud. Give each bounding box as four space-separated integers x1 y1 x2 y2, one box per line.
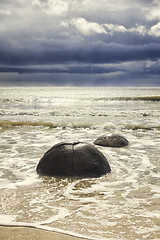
0 0 160 86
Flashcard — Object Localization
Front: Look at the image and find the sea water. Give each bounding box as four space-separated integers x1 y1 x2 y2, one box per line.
0 87 160 240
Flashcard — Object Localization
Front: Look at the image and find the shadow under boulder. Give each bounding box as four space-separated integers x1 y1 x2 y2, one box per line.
36 142 111 178
94 134 129 148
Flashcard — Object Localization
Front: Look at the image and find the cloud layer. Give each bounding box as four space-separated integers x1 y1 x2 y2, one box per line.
0 0 160 86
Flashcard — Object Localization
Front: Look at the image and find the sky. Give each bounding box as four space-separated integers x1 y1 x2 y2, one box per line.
0 0 160 86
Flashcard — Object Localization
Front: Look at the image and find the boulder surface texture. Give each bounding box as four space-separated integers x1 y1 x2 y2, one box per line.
36 142 111 178
94 134 129 147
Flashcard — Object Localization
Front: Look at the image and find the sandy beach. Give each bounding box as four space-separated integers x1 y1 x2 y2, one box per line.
0 226 87 240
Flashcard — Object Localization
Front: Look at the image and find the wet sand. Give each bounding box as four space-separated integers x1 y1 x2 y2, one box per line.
0 226 87 240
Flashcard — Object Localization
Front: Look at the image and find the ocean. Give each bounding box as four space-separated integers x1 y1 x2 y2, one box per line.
0 87 160 240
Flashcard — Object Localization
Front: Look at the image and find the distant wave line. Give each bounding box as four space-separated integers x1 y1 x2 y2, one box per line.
94 96 160 101
0 120 160 132
0 120 93 130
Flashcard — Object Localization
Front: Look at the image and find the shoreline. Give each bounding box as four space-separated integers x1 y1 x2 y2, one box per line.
0 226 90 240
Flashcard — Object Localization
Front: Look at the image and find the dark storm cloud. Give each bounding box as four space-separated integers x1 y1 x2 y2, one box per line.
0 65 119 74
0 42 160 65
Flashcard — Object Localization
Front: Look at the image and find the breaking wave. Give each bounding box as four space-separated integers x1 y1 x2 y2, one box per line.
1 120 160 132
94 96 160 101
0 120 94 130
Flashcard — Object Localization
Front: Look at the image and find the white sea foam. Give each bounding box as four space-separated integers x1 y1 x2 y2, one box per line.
0 214 17 224
37 208 71 225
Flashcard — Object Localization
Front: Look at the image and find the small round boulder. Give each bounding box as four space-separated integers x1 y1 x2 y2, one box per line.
36 142 111 178
94 134 129 148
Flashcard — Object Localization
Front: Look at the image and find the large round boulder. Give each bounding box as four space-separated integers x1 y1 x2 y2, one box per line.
36 142 111 178
94 134 129 147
